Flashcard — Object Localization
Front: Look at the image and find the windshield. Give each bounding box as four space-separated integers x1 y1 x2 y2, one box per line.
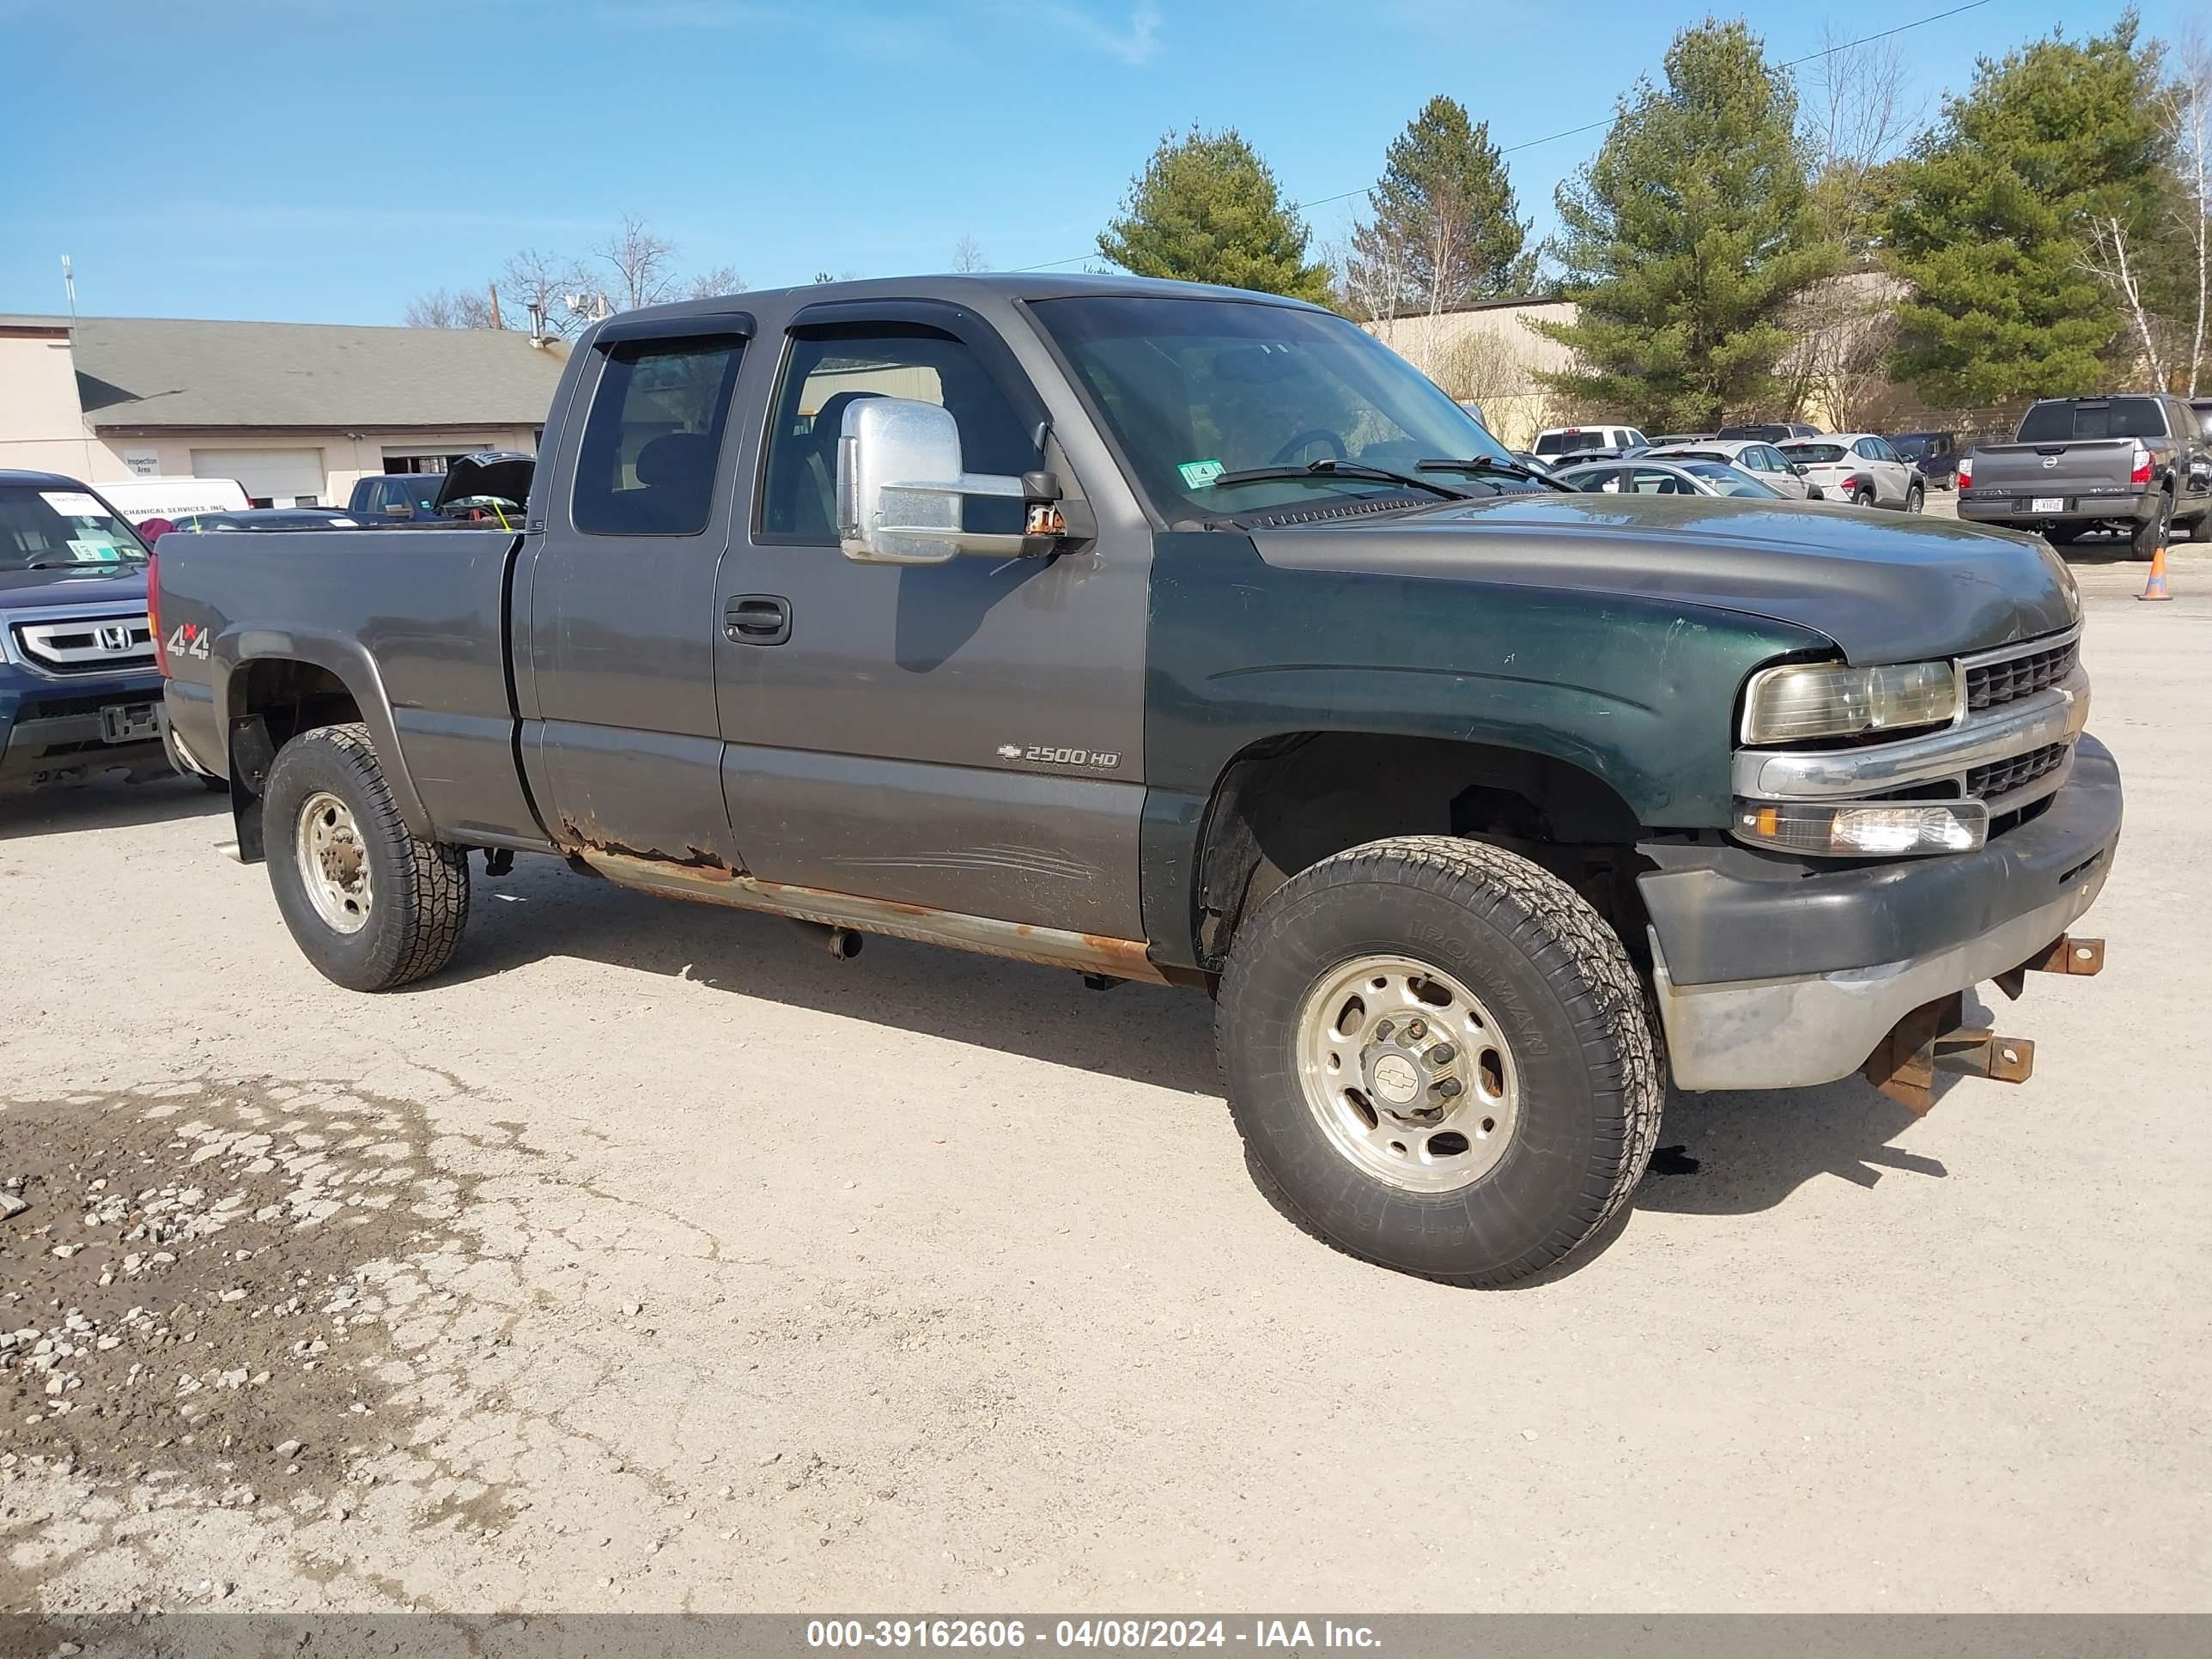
1030 296 1521 518
1782 442 1848 465
2016 398 2166 441
0 483 148 571
1683 462 1781 497
1890 434 1930 459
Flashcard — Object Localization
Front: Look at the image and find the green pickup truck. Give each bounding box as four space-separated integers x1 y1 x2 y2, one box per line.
153 274 2120 1285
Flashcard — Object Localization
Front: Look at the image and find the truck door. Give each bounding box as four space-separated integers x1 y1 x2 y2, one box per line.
519 314 752 873
714 301 1152 941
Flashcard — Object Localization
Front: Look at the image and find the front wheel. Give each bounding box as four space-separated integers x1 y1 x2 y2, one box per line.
1216 836 1662 1287
263 723 471 992
1906 480 1924 514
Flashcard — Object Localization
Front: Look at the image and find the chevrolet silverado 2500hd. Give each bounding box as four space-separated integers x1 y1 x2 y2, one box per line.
155 275 2121 1286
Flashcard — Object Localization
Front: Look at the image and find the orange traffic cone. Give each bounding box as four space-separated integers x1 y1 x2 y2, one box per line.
2139 543 2174 601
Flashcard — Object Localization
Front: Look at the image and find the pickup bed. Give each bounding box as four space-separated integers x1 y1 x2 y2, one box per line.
1959 393 2212 556
156 273 2122 1286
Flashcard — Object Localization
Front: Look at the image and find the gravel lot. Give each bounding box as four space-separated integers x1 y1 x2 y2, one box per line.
3 541 2207 1617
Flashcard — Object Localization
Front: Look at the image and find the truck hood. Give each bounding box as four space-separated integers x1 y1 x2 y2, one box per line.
0 563 149 607
1248 494 2079 662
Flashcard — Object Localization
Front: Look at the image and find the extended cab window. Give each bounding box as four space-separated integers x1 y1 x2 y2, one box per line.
760 325 1040 542
572 335 744 537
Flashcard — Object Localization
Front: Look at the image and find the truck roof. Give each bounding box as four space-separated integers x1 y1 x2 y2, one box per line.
598 270 1325 332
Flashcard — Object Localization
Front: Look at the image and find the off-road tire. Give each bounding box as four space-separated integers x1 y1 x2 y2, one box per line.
1216 835 1662 1288
263 723 470 992
2131 491 2172 561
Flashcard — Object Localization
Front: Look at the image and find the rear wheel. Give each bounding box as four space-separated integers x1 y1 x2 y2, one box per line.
263 723 470 991
2131 491 2172 561
1852 483 1877 507
1217 836 1662 1287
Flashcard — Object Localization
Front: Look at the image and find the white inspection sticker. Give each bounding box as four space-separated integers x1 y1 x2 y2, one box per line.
41 490 106 517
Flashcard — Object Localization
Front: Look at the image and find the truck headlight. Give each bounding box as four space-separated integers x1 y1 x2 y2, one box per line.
1734 799 1987 856
1740 659 1960 744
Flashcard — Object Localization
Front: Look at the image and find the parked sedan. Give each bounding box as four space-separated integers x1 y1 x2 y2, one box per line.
1779 434 1923 510
1644 439 1820 499
1553 458 1784 499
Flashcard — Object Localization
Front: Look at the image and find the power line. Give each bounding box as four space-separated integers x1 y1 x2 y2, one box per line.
1017 0 1990 271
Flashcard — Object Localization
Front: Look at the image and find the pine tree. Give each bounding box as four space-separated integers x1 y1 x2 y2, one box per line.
1097 127 1333 304
1533 21 1841 430
1346 96 1535 318
1883 16 2172 405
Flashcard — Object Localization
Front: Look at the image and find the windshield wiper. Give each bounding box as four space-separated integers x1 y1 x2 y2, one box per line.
22 558 142 569
1209 460 1471 501
1419 456 1575 492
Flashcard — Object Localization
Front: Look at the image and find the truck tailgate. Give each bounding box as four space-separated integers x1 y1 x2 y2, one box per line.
156 526 535 844
1966 440 2138 507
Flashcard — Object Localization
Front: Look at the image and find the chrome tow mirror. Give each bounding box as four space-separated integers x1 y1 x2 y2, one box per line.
836 397 1067 565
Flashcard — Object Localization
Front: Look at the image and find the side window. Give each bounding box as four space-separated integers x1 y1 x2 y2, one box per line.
572 334 745 537
1875 438 1903 462
760 324 1041 542
1632 468 1681 494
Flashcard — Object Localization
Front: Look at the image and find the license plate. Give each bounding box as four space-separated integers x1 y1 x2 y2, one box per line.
100 702 159 744
2031 496 2066 513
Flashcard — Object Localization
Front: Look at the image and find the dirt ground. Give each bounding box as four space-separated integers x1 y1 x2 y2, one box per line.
3 549 2208 1617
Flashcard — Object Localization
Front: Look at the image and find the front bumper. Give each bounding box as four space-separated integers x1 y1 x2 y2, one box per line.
1640 734 2122 1091
0 672 171 791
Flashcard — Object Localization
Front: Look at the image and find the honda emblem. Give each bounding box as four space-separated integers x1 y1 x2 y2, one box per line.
97 624 132 651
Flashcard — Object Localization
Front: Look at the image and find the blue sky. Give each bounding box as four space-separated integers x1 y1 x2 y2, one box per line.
0 0 2197 323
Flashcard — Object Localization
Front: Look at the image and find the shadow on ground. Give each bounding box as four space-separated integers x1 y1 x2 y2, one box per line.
439 852 1950 1234
0 774 227 842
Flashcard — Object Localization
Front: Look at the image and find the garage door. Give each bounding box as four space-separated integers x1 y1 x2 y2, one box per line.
190 447 326 507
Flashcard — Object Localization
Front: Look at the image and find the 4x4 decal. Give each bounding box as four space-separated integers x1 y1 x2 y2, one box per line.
165 623 210 660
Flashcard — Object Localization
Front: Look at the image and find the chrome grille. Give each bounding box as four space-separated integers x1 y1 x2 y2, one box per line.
1966 636 2078 712
1967 740 2069 800
10 615 155 675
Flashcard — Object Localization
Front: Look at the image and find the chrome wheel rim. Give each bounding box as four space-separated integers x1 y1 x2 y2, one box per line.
296 790 372 935
1294 955 1522 1194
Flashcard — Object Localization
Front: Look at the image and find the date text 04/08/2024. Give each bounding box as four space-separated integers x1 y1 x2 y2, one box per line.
803 1619 1381 1649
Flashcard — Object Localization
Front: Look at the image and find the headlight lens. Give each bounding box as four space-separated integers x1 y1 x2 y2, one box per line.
1741 659 1960 744
1734 799 1987 856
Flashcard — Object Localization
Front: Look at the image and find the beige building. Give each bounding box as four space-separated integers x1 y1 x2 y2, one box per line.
1368 297 1581 449
1365 273 1948 449
0 313 568 506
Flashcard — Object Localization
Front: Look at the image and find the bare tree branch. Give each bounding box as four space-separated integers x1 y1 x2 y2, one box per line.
403 286 496 329
953 234 989 272
2081 216 2167 390
497 248 593 338
593 213 681 312
2170 24 2212 395
684 264 746 300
